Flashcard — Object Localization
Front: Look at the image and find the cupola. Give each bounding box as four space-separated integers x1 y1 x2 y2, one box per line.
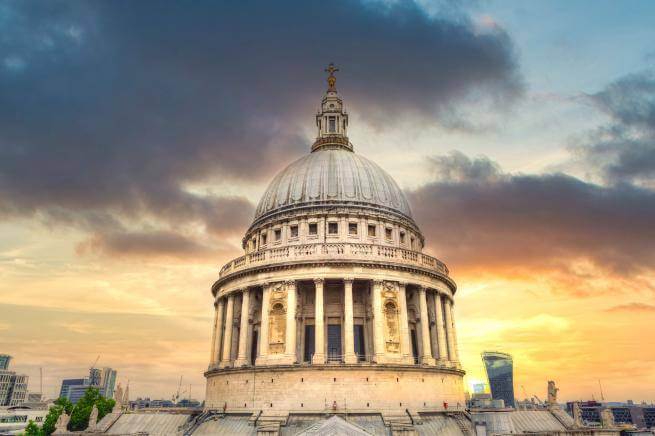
312 63 353 152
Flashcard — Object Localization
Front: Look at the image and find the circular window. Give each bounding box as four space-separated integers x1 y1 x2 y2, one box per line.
329 104 335 108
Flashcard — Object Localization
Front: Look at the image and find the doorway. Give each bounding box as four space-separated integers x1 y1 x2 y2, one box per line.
304 325 315 362
354 325 365 361
250 330 258 365
410 329 419 364
327 324 342 362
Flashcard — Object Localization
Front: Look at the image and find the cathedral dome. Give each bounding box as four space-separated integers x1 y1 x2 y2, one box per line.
253 147 413 225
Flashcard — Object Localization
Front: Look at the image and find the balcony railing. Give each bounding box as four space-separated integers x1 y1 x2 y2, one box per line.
218 242 449 278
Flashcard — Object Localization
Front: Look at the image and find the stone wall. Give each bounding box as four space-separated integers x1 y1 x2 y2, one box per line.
205 365 465 413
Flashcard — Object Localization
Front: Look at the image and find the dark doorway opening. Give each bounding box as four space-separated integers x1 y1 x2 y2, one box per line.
250 330 258 365
410 329 419 364
354 324 365 362
304 325 315 362
327 324 342 362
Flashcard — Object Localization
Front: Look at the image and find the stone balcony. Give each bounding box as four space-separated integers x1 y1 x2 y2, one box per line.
218 242 449 279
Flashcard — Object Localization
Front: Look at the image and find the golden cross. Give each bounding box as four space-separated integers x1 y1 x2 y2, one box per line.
324 63 339 90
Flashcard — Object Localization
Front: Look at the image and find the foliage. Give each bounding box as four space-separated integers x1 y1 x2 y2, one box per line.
22 420 43 436
41 397 73 436
40 389 115 434
68 387 115 431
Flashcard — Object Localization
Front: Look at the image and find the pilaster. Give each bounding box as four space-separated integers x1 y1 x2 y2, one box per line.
256 283 272 365
434 292 449 363
284 280 297 364
312 278 325 364
397 282 413 364
343 278 357 364
235 289 251 367
220 294 235 368
418 286 436 365
372 280 385 363
209 298 225 367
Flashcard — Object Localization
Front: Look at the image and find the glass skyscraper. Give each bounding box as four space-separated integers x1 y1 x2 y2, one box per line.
482 351 515 408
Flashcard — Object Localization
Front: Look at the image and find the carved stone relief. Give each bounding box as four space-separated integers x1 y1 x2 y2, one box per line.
268 283 287 354
381 282 400 353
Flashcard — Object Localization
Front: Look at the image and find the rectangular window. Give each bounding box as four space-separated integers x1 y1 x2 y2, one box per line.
348 222 358 235
275 229 282 241
261 234 267 246
385 228 393 240
368 224 376 237
290 225 298 238
399 231 405 244
329 116 336 133
410 236 415 248
328 222 338 235
308 223 318 235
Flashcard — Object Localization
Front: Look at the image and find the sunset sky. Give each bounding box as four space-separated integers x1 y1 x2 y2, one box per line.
1 0 654 403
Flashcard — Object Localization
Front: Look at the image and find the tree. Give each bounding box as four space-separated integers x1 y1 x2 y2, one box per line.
68 388 115 431
23 420 43 436
41 397 73 436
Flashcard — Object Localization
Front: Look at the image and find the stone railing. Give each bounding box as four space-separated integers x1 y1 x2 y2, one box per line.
219 242 449 278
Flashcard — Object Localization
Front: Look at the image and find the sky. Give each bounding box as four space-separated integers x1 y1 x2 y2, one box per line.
1 0 654 403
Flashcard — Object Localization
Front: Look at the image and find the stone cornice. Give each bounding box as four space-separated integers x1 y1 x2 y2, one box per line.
204 362 465 378
212 257 456 297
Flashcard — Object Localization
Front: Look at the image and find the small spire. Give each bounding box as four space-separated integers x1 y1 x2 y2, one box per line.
312 63 351 152
324 63 339 91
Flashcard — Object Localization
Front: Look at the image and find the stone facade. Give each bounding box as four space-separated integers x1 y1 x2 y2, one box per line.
204 66 465 416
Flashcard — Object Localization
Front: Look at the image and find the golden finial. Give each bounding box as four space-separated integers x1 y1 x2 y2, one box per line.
324 63 339 91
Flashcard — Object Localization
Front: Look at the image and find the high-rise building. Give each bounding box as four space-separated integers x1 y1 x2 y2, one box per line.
90 367 117 399
482 351 515 408
0 355 28 406
0 355 11 371
59 367 117 403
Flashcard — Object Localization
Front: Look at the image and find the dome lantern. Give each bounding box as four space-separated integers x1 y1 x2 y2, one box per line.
312 63 352 152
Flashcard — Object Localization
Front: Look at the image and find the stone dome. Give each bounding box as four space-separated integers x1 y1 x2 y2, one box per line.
253 147 413 225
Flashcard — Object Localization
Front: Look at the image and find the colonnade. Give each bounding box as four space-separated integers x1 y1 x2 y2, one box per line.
208 279 459 369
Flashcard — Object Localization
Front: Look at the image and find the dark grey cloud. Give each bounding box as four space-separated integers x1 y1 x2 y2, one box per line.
573 71 655 185
0 0 521 257
78 231 212 258
410 152 655 276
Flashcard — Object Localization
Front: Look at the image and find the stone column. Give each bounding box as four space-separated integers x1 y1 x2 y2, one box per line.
418 286 436 365
235 289 251 367
372 280 385 363
221 294 235 367
444 298 459 364
312 279 325 364
256 284 271 365
397 283 413 364
434 292 448 363
285 280 297 363
209 298 225 367
343 278 357 364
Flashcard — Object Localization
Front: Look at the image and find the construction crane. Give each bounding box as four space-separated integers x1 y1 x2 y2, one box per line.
90 355 100 371
521 385 529 400
173 376 183 402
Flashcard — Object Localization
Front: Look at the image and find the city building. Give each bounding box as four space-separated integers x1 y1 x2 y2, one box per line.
59 378 87 400
0 355 11 371
0 406 49 435
90 367 117 399
0 355 28 407
482 351 516 408
59 367 117 404
566 401 655 429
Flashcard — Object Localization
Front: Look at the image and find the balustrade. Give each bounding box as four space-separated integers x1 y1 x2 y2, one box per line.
218 242 448 278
